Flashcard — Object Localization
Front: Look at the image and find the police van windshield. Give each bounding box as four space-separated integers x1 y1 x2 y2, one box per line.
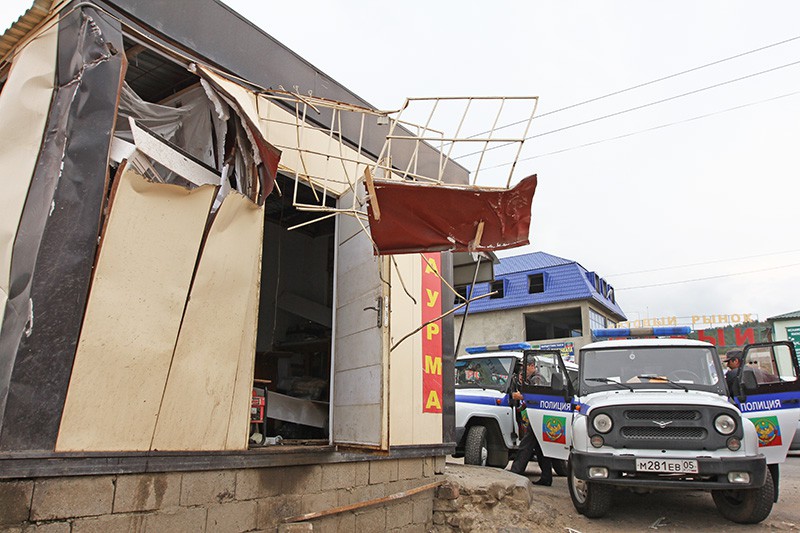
455 356 516 391
580 346 725 395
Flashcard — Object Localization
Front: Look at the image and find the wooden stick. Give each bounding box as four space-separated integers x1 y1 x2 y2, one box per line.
469 220 484 251
364 166 381 221
283 480 443 523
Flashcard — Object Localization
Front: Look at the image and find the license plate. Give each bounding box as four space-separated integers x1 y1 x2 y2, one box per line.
635 458 698 474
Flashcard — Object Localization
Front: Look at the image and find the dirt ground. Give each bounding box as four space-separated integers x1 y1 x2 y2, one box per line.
444 453 800 532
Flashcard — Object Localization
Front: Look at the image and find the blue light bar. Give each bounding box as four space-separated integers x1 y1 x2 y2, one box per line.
592 326 691 338
465 342 532 354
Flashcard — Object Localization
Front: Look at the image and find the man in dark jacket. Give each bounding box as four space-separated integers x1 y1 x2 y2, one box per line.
724 350 743 393
509 359 552 485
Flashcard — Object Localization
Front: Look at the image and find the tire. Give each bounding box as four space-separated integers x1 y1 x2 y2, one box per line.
553 459 569 477
568 458 613 518
712 468 774 524
464 425 489 466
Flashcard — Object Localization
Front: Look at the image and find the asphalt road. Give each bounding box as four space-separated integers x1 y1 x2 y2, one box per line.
513 452 800 532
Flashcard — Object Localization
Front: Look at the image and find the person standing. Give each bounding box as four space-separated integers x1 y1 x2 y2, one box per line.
509 359 552 486
723 350 743 394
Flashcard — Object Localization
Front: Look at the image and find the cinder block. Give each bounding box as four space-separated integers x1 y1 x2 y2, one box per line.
280 465 322 495
180 470 235 506
354 461 369 487
422 457 434 478
16 523 70 533
235 468 282 500
300 491 338 515
368 459 398 484
113 473 180 513
256 495 301 530
0 480 33 525
412 495 433 524
312 511 356 533
336 484 383 507
433 455 445 474
72 513 146 533
206 500 257 533
397 458 424 480
353 507 385 533
319 463 356 492
276 524 312 533
30 476 114 520
144 507 206 533
385 500 413 529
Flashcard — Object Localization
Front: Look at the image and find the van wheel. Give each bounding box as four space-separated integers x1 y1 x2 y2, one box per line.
464 425 488 466
568 459 612 518
553 459 569 477
712 468 774 524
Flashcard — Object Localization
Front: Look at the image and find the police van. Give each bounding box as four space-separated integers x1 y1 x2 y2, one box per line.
453 343 577 473
520 327 800 524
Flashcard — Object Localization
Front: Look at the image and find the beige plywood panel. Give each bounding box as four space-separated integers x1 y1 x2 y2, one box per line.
389 254 442 445
56 170 215 451
152 192 264 451
0 24 57 321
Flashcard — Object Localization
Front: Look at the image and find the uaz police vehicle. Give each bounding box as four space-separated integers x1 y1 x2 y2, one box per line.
453 343 576 473
520 327 800 524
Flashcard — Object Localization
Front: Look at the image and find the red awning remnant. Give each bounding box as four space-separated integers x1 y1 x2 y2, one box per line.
367 174 537 255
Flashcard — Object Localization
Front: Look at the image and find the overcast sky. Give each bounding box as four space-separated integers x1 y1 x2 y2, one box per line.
2 1 799 325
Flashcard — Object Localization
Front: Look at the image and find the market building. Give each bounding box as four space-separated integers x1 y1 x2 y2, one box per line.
454 251 626 361
0 0 539 530
768 309 800 358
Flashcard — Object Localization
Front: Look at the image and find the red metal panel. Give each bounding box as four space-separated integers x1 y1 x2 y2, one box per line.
367 174 537 255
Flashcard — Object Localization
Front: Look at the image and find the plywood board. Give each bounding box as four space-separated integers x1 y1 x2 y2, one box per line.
152 191 263 451
0 24 57 322
56 170 215 451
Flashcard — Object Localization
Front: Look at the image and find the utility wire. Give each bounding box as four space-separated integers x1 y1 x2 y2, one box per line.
616 262 800 291
490 90 800 166
457 34 800 143
458 59 800 161
610 248 800 277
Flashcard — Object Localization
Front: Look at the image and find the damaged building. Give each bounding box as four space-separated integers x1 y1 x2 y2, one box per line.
0 0 539 530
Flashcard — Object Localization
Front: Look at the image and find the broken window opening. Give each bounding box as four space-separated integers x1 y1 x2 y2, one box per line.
524 308 584 342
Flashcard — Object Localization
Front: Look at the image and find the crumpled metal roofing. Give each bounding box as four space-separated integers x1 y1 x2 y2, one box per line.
767 309 800 321
0 1 55 64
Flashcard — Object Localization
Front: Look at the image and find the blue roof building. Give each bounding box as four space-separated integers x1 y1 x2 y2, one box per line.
454 251 627 360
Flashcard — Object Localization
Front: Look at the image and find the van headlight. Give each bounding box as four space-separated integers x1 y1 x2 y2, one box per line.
714 414 736 435
593 413 613 433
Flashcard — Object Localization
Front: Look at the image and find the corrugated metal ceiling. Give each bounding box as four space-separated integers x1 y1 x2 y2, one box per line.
0 0 56 64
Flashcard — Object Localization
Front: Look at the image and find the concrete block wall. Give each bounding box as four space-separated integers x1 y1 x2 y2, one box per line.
0 456 446 532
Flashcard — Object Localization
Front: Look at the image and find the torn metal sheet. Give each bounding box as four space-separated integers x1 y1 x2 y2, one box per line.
152 191 264 451
366 174 538 255
0 7 126 451
56 169 216 452
128 117 221 187
267 391 328 429
194 65 281 202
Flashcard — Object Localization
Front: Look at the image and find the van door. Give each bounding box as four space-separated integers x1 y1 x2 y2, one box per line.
736 341 800 464
518 349 574 461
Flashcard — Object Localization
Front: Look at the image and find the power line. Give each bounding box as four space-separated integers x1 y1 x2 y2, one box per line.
459 58 800 161
458 34 800 142
616 262 800 291
499 90 800 165
610 248 800 277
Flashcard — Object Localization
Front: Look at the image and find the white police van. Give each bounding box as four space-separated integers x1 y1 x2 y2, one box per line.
453 342 576 473
521 326 800 524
